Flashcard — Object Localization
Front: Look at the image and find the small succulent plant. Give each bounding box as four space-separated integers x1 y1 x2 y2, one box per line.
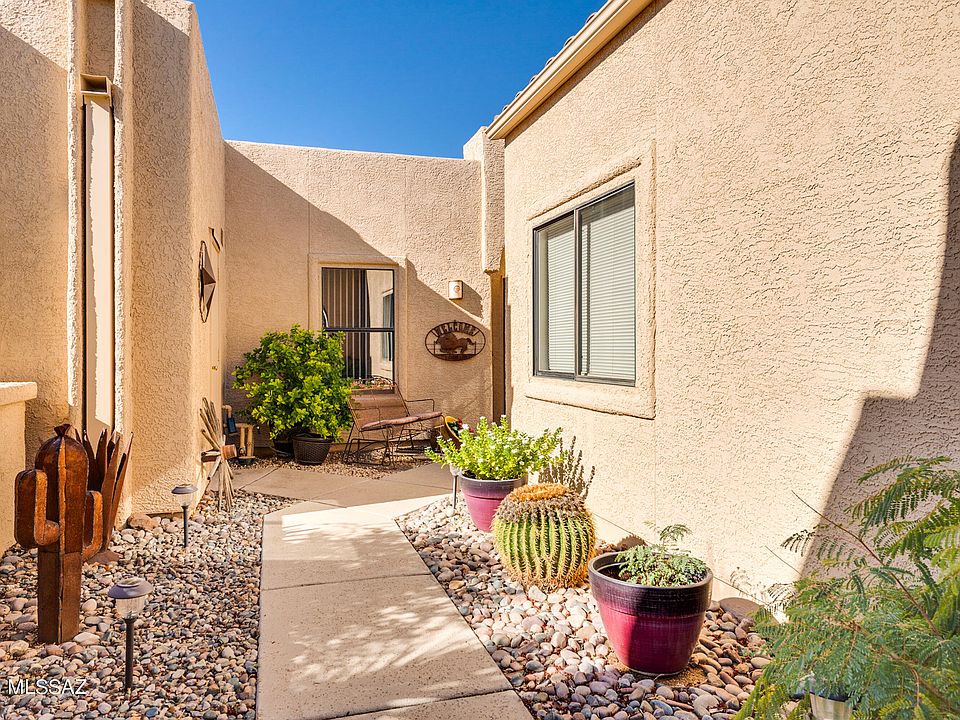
493 484 596 589
615 524 709 587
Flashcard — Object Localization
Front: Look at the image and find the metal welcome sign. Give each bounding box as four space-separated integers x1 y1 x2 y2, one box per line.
425 321 485 360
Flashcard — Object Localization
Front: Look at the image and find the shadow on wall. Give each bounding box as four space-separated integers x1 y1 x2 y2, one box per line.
223 145 491 426
0 24 69 460
801 128 960 574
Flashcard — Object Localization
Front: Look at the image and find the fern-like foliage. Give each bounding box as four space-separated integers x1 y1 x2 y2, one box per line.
737 457 960 720
492 484 595 589
540 436 595 499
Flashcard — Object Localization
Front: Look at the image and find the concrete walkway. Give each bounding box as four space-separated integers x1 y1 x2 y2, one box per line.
243 463 531 720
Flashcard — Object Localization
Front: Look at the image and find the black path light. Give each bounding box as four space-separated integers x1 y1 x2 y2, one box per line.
108 576 153 693
171 484 198 548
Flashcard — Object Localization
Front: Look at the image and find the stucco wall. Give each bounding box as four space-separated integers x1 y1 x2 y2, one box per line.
224 142 491 430
0 384 37 550
126 0 224 514
0 1 70 457
502 0 960 595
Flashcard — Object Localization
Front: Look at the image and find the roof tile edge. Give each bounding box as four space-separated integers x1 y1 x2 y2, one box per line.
487 0 654 141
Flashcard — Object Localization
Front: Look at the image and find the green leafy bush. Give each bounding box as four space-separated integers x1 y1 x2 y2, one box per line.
737 457 960 720
233 325 352 440
493 484 595 589
614 524 709 586
426 416 560 480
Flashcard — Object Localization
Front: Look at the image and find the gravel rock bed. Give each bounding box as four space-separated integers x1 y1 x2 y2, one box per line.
0 490 291 719
248 451 427 479
398 499 771 720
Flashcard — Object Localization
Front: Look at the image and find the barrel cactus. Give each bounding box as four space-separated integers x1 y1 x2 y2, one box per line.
492 484 596 589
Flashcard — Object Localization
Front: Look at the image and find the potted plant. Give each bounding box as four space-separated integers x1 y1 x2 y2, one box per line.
737 457 960 720
233 325 352 465
588 525 712 675
426 417 560 531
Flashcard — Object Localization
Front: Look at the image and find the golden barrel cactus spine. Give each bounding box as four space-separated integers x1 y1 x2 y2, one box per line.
492 484 596 589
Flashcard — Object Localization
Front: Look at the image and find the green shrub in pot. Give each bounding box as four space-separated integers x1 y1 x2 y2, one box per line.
233 325 352 444
426 416 560 481
426 416 560 531
737 457 960 720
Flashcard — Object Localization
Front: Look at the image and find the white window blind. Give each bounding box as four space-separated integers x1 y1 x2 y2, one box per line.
536 215 576 374
578 186 636 382
533 184 636 384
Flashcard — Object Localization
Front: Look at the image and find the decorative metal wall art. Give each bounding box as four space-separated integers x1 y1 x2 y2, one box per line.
199 240 216 322
425 321 485 361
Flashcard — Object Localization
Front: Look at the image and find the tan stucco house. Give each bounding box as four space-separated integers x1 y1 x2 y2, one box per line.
2 0 959 592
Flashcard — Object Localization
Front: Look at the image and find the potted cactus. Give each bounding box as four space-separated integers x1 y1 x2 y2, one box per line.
588 525 712 675
493 484 596 589
427 417 559 532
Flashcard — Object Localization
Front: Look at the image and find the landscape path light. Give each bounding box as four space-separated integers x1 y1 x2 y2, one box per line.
107 576 153 693
171 484 198 548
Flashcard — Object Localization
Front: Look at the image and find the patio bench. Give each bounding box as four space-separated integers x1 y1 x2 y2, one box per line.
343 381 442 463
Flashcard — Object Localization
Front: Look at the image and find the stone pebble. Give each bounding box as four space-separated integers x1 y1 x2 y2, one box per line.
0 490 291 719
398 498 771 720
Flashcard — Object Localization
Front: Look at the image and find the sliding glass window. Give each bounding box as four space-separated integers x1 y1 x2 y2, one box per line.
533 184 635 384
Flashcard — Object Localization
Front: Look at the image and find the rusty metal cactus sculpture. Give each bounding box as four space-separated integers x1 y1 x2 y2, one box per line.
78 427 133 564
15 426 104 643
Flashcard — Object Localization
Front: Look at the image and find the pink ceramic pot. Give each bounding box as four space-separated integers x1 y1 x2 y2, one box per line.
588 552 712 675
458 473 526 532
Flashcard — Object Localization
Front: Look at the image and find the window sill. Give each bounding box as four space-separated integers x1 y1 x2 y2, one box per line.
524 376 654 419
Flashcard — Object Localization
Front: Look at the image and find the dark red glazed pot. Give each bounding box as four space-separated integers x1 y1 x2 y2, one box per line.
588 552 712 675
458 473 526 532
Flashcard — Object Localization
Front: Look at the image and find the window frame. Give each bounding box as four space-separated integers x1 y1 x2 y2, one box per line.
320 266 397 383
532 182 636 386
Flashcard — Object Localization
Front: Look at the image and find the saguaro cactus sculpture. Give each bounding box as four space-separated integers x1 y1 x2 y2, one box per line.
15 426 104 643
78 427 133 563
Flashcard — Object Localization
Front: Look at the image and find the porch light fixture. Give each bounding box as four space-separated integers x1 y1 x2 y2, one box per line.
107 576 153 693
171 484 198 548
447 279 463 300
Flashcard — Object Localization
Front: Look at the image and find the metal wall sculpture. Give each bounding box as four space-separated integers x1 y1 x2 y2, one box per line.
199 240 216 322
424 321 486 360
15 427 104 643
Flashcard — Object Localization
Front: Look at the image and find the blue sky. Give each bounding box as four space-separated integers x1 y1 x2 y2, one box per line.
193 1 603 158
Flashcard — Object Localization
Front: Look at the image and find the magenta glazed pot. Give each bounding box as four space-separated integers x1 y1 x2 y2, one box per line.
458 473 527 532
588 552 712 675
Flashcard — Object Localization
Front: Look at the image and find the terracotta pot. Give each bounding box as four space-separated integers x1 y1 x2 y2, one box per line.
588 552 712 675
458 473 527 532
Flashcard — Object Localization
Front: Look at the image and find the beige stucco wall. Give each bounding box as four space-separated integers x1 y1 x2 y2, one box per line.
0 0 224 521
502 0 960 595
224 142 491 429
126 0 224 514
0 1 71 457
0 384 38 551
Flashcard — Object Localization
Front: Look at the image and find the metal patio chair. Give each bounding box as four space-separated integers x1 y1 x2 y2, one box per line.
343 381 442 464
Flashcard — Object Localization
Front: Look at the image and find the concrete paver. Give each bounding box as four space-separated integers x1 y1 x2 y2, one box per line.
255 463 530 720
